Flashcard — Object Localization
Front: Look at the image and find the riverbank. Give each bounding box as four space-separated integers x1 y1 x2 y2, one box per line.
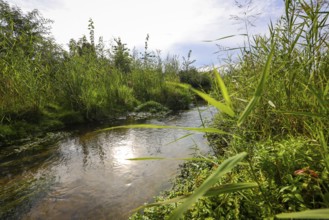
0 100 184 147
1 0 216 148
130 135 326 219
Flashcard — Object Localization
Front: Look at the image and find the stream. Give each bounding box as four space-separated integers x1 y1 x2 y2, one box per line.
0 105 216 220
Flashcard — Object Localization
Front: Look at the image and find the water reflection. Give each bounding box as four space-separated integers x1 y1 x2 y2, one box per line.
0 134 64 219
0 106 216 220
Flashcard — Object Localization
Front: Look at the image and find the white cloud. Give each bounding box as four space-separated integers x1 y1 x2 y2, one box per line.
7 0 64 11
6 0 284 66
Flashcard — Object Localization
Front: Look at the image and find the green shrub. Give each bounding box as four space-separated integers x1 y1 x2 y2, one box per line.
134 101 169 113
179 68 212 91
131 136 329 219
164 86 192 110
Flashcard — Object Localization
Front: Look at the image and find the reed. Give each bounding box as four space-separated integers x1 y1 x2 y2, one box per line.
130 1 329 219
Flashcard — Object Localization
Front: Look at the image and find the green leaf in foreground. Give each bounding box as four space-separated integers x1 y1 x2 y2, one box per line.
204 183 257 197
126 157 220 164
168 152 248 220
203 34 248 42
131 183 256 213
127 157 166 161
275 208 329 219
131 195 189 213
96 124 230 135
165 133 194 146
213 68 232 107
168 82 235 117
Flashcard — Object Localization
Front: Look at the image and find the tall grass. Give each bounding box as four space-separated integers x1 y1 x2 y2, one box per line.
209 0 329 218
129 0 329 219
0 0 196 142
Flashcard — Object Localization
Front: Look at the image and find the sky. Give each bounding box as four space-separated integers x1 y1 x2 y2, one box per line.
7 0 284 67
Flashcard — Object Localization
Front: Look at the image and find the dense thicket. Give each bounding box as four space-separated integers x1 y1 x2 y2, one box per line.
131 0 329 219
0 0 210 143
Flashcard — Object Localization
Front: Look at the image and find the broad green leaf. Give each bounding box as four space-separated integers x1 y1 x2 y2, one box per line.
127 157 165 161
275 208 329 219
213 68 232 107
204 183 257 197
131 195 189 213
165 133 193 145
237 45 274 126
168 82 235 117
168 152 247 220
288 23 305 54
96 124 230 135
127 157 217 163
130 182 256 214
305 84 327 111
203 34 247 42
237 96 259 126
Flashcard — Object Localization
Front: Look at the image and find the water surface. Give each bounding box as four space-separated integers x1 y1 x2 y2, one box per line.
0 106 216 220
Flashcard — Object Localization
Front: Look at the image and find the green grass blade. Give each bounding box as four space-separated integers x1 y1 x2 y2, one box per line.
165 133 193 145
190 87 234 117
168 82 235 117
203 34 247 42
275 208 329 219
127 157 165 161
213 68 232 107
237 96 258 126
285 0 291 20
305 84 327 111
237 45 274 126
277 111 324 118
130 182 255 214
131 195 189 213
126 157 217 163
204 183 257 197
214 47 245 53
96 124 231 135
203 35 236 42
168 152 247 220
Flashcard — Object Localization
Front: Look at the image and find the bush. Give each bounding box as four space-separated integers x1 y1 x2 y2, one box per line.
179 68 212 91
164 86 192 110
130 136 329 219
134 101 169 113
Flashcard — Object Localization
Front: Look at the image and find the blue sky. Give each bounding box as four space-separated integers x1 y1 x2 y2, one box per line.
7 0 284 67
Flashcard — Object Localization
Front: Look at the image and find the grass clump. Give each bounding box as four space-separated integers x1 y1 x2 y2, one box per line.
129 0 329 219
134 101 169 114
0 0 204 143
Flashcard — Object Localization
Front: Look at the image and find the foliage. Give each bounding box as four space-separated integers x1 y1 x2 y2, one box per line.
131 136 329 219
130 0 329 219
112 37 131 73
179 68 212 91
2 0 328 219
179 50 212 91
0 1 200 143
134 101 168 114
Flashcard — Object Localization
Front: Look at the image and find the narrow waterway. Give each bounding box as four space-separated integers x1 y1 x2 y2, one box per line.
0 105 216 220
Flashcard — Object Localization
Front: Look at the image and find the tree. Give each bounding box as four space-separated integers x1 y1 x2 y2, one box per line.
0 0 52 58
141 34 155 67
0 0 62 121
182 50 196 72
112 37 131 73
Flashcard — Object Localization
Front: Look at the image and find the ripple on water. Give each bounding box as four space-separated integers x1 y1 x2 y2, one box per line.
1 106 216 220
